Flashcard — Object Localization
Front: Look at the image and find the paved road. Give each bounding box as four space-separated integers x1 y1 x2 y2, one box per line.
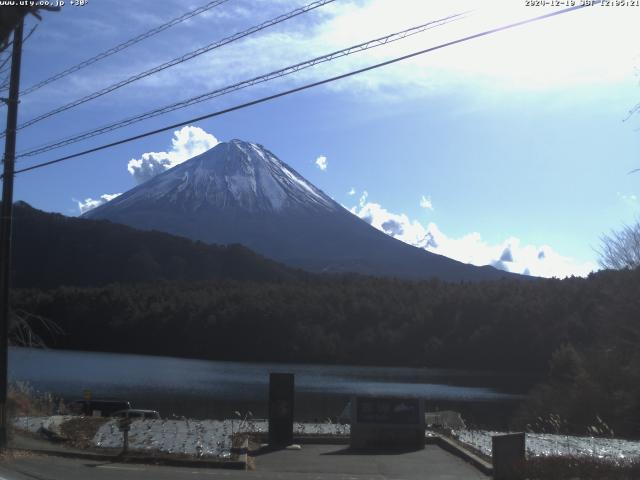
0 445 487 480
255 444 487 479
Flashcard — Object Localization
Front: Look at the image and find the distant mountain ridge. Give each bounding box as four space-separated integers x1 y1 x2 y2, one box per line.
11 202 301 288
84 139 518 282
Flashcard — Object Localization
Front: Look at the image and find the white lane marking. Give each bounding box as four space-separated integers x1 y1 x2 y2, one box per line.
190 472 233 476
97 465 145 471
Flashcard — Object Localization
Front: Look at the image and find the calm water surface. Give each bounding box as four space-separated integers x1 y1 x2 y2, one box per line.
9 347 531 427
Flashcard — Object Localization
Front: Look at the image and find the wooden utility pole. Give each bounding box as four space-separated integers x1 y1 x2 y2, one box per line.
0 18 24 450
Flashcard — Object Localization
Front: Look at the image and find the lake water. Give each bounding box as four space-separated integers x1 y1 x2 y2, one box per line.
9 347 532 428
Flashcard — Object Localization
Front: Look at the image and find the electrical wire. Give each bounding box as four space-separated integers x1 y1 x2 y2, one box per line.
9 3 598 177
16 12 466 159
3 0 232 97
0 24 38 91
4 0 336 136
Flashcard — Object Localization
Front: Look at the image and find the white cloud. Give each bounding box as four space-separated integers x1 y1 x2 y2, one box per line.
359 191 368 205
419 195 433 211
618 192 639 207
351 198 430 247
127 126 219 184
349 192 596 278
165 0 639 101
77 192 121 214
315 155 328 171
347 187 356 196
45 0 639 115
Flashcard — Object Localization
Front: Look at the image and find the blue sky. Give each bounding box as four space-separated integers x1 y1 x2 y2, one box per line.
5 0 640 277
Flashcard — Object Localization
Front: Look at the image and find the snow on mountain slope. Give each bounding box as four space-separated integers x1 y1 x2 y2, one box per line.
85 139 517 282
101 140 336 214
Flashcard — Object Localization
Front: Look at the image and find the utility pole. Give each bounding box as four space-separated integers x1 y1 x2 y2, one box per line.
0 18 24 450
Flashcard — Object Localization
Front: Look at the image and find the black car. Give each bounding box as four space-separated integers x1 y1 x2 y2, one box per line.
69 399 131 417
110 409 160 420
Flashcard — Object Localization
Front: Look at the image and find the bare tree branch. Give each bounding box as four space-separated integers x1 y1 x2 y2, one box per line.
597 221 640 270
9 309 64 348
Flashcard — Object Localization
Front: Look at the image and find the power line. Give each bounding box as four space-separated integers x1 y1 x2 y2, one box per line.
10 3 597 177
2 0 232 97
0 24 38 91
4 0 336 136
16 12 466 160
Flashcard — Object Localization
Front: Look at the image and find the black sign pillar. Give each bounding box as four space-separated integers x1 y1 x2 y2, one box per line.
492 432 526 480
268 373 294 446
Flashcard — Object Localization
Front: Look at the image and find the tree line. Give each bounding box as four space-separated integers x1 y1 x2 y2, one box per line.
11 266 640 436
9 202 640 436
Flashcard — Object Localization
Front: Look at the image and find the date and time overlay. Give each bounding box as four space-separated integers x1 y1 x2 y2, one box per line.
0 0 639 9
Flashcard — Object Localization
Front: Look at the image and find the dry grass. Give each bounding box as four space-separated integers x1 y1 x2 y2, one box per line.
6 381 60 441
523 456 640 480
0 449 38 462
59 417 108 449
231 432 248 449
7 382 57 418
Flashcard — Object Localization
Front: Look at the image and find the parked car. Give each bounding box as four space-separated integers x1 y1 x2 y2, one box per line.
110 409 160 420
68 399 132 417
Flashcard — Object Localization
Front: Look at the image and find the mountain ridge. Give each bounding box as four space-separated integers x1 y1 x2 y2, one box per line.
10 201 303 288
85 139 519 282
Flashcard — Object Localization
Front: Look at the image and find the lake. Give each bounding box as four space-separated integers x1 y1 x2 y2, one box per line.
9 347 532 428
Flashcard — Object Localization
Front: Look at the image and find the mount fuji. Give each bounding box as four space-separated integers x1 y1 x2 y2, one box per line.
84 139 514 281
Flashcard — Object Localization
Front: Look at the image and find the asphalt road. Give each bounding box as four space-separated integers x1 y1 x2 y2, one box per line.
0 445 488 480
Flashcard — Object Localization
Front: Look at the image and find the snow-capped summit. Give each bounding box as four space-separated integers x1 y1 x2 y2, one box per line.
101 139 336 214
85 139 515 281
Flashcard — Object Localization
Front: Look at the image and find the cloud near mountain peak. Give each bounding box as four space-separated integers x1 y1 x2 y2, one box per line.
349 192 596 278
127 126 219 184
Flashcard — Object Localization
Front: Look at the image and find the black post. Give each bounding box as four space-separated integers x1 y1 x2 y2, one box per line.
492 432 526 480
0 19 24 450
118 417 131 456
268 373 294 446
